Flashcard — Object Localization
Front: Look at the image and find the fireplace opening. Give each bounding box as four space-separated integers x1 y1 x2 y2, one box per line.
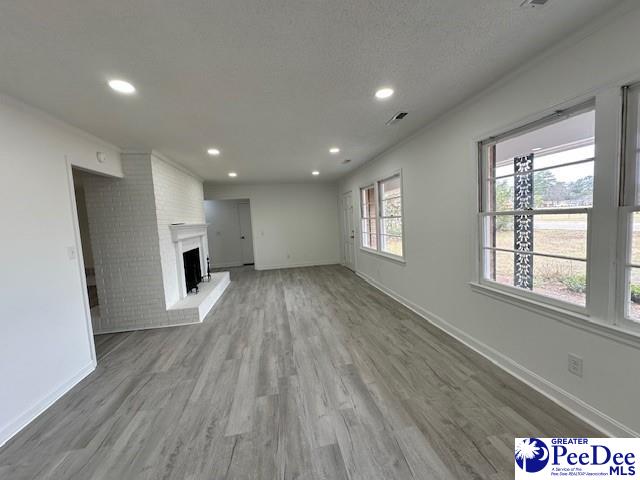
183 248 202 294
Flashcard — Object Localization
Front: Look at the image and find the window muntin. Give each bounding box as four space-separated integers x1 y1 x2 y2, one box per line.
480 107 595 308
359 173 404 259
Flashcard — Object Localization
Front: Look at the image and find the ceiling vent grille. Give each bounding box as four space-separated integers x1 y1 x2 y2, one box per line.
385 111 408 125
520 0 550 7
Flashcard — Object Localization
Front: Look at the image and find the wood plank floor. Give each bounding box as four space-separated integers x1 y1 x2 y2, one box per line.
0 265 599 479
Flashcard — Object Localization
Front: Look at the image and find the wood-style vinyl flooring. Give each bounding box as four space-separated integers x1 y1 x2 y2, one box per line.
0 265 598 479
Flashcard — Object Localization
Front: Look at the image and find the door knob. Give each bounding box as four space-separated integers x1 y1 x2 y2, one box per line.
241 236 245 239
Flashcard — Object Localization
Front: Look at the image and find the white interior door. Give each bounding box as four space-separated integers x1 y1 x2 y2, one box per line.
238 202 254 265
342 192 355 271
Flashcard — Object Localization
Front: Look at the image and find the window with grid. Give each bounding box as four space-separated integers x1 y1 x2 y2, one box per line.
379 174 403 257
359 173 404 259
479 104 595 308
620 83 640 324
360 185 377 250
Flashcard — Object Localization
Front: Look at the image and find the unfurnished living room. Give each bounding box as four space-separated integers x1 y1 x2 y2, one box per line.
2 1 640 479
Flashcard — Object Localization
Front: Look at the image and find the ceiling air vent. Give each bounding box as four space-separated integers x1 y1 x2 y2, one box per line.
342 159 352 165
385 111 408 126
520 0 550 7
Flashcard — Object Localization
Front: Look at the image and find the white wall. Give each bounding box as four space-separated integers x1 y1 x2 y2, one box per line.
204 183 340 270
339 4 640 436
151 154 205 307
0 94 122 447
204 200 244 268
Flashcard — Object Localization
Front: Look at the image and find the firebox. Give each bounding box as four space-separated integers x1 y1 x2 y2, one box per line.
183 248 202 294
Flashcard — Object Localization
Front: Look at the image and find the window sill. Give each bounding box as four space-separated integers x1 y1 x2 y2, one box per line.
469 281 640 350
359 246 406 265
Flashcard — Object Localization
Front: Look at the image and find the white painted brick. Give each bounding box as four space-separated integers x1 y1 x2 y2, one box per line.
151 155 205 308
84 153 204 332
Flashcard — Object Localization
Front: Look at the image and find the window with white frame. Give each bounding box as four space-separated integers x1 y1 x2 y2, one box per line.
620 83 640 324
379 175 403 257
360 184 377 250
479 103 595 308
360 173 404 259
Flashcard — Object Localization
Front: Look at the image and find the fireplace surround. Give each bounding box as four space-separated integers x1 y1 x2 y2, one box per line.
169 223 209 300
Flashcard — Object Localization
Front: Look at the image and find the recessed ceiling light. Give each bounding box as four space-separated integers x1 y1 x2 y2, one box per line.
312 171 320 176
207 148 221 156
375 87 394 100
532 147 542 152
228 172 237 178
108 79 136 95
329 147 340 154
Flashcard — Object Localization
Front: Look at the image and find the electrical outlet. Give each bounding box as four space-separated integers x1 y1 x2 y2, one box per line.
568 353 583 378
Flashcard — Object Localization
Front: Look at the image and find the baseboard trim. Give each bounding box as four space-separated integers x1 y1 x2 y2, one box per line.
355 270 638 438
212 261 243 268
0 361 96 448
93 319 202 335
255 260 340 271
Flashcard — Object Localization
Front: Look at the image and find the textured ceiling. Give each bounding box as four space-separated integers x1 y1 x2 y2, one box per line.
0 0 623 182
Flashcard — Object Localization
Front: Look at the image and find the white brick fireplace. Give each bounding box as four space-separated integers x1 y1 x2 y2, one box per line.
83 152 230 333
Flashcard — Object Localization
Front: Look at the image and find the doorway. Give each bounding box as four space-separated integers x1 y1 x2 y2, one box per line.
342 191 355 271
204 198 255 268
71 168 101 330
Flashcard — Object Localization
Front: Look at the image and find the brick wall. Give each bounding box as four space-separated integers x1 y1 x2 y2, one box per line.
83 153 204 333
151 155 205 307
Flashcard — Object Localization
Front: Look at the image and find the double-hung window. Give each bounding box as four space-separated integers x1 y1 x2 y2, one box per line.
360 173 404 259
379 175 403 257
361 185 377 250
619 83 640 325
479 102 595 309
